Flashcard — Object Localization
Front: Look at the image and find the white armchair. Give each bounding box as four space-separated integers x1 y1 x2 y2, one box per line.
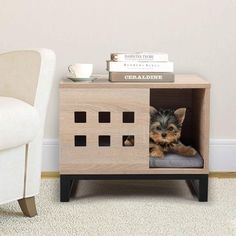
0 49 56 217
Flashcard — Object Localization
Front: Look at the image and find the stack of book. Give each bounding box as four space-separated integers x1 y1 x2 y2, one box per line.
107 52 174 82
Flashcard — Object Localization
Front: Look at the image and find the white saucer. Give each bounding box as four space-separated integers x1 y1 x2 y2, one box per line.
67 74 94 82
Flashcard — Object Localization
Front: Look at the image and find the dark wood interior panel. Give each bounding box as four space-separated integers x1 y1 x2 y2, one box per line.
150 89 193 146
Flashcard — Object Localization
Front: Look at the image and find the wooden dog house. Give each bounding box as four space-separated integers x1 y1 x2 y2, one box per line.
59 74 210 202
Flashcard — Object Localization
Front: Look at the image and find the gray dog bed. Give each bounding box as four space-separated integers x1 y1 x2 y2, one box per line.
149 152 203 168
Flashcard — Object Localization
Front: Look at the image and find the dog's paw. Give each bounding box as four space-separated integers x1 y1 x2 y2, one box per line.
150 150 164 159
124 139 133 146
185 147 197 156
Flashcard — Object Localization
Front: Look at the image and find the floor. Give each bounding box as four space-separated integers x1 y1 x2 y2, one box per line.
0 178 236 236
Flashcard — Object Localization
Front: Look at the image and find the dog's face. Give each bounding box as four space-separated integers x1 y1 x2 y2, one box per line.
149 107 186 145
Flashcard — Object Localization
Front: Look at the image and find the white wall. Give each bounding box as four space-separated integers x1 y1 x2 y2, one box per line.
1 0 236 170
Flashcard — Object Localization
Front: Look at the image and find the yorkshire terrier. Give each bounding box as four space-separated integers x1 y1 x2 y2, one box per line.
125 107 197 158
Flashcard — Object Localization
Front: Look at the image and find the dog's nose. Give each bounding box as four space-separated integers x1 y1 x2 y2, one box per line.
161 133 167 138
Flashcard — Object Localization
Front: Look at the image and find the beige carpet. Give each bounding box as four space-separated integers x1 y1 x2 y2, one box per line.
0 178 236 236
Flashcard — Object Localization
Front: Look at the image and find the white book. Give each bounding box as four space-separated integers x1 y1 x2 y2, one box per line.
107 61 174 72
111 52 168 62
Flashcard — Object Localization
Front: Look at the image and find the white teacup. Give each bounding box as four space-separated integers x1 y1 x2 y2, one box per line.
68 63 93 78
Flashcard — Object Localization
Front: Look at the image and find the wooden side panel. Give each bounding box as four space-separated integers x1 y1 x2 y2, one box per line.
60 88 150 174
192 88 210 172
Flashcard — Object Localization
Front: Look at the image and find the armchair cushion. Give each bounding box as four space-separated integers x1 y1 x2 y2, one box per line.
0 97 40 151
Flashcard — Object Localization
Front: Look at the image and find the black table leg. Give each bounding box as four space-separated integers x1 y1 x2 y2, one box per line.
198 175 208 202
60 175 73 202
187 175 208 202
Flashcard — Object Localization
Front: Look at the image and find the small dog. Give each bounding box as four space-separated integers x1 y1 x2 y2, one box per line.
125 107 197 158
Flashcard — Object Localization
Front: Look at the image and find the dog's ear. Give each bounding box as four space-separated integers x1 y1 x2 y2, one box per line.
174 108 186 125
150 106 157 120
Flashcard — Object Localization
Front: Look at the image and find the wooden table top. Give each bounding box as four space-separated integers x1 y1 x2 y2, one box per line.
60 74 210 89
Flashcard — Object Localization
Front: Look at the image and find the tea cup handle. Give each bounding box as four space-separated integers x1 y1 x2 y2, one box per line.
68 65 74 73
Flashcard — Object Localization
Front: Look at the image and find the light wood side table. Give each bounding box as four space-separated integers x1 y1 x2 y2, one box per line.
59 74 210 202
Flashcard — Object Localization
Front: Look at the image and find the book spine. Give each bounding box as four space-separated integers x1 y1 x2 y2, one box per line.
107 61 174 72
111 53 168 62
109 72 175 82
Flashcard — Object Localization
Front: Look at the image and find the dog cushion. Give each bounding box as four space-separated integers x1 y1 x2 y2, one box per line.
149 152 203 168
0 97 40 151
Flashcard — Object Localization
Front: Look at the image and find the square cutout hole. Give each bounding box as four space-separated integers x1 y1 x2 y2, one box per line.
74 112 86 123
99 112 110 123
123 135 135 146
74 135 86 146
123 112 135 123
99 135 110 146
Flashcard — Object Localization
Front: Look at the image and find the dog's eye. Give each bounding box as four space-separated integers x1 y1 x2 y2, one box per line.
168 127 174 131
156 126 161 131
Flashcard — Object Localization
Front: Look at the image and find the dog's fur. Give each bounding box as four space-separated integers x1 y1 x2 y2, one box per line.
125 107 197 158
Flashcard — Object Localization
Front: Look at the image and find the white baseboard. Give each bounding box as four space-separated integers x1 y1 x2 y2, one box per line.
42 139 59 171
209 139 236 171
42 139 236 172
